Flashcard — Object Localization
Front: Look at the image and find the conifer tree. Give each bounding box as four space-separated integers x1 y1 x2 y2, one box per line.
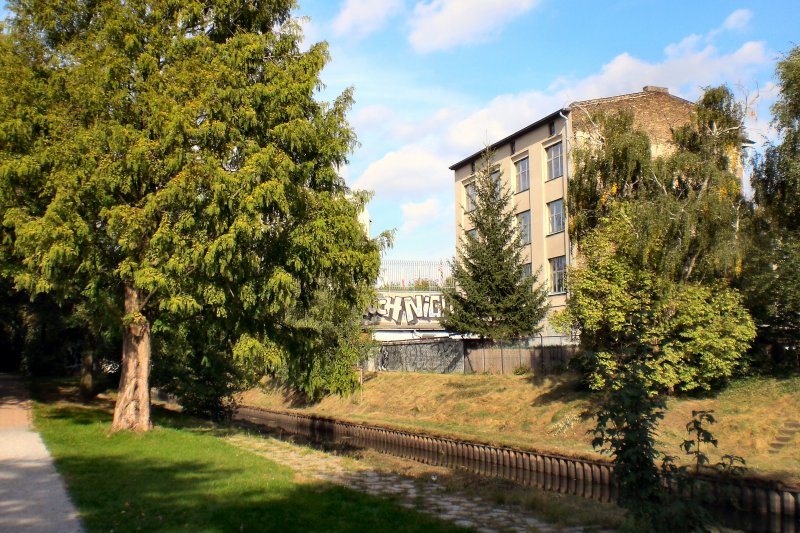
442 150 549 341
0 1 380 430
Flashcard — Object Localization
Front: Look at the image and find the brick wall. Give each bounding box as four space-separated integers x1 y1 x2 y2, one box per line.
570 89 694 156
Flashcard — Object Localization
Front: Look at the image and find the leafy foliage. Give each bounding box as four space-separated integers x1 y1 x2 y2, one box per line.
442 150 549 341
592 367 711 532
563 205 755 392
569 87 756 531
681 410 718 469
745 46 800 367
568 111 653 243
0 0 380 425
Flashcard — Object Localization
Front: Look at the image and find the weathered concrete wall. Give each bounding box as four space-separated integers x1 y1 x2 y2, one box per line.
377 338 464 373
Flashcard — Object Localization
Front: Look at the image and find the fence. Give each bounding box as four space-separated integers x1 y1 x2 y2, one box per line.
464 338 577 374
373 337 576 376
377 259 453 291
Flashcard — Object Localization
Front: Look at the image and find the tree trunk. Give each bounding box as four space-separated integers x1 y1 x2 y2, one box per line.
79 349 95 400
112 284 152 432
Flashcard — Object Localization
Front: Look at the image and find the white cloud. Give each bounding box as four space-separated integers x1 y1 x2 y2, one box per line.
408 0 540 53
352 144 453 197
352 104 463 145
399 197 445 235
331 0 404 40
353 19 775 261
707 9 753 41
354 33 773 214
722 9 753 31
443 39 771 155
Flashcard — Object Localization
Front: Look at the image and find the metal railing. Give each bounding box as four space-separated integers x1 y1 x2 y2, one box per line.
235 406 800 525
377 259 454 291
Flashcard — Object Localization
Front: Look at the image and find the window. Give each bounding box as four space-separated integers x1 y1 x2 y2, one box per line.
515 157 530 192
550 256 566 294
547 199 565 234
465 182 476 211
546 142 563 181
490 169 502 196
521 263 532 279
548 121 556 136
467 228 477 241
517 210 531 245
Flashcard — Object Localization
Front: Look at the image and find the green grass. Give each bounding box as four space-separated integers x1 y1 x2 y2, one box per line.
32 394 470 533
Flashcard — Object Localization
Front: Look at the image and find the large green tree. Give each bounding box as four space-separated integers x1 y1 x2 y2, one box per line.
562 87 755 392
562 88 756 530
0 0 380 430
745 46 800 366
442 150 549 341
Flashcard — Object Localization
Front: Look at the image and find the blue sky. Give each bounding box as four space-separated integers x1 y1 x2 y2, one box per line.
3 1 798 261
294 0 799 261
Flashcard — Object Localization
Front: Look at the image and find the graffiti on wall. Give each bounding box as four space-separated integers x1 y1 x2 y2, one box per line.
364 291 446 329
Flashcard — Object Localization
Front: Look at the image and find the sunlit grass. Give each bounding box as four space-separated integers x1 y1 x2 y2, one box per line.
32 392 470 533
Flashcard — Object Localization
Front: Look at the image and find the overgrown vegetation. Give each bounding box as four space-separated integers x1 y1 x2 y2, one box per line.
556 83 780 530
561 86 755 394
443 149 549 341
743 46 800 370
242 371 800 483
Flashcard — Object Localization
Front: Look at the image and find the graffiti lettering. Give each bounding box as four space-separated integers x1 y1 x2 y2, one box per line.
365 291 447 329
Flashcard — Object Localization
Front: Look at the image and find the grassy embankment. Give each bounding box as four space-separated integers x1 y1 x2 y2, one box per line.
32 385 470 533
241 372 800 485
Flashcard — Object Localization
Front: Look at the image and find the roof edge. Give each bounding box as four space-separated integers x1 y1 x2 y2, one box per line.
448 108 569 171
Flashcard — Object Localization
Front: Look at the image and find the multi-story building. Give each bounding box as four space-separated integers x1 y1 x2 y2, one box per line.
449 86 694 336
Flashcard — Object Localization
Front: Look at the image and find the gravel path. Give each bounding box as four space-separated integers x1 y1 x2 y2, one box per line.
226 432 602 533
0 374 84 533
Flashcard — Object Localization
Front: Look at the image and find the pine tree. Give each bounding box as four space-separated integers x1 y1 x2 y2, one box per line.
0 1 381 430
442 150 549 341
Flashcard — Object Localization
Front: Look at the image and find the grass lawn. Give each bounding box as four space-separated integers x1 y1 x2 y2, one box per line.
241 372 800 485
32 390 470 533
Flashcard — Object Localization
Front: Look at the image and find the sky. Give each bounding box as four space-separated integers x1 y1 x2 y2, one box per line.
292 0 798 261
2 1 798 261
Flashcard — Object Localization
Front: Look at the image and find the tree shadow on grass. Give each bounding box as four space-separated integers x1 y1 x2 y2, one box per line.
35 402 467 533
528 373 589 408
55 451 468 533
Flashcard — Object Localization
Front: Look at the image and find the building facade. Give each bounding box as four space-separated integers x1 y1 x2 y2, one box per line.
450 86 694 335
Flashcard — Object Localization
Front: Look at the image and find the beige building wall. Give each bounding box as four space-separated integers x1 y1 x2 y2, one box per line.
451 87 694 337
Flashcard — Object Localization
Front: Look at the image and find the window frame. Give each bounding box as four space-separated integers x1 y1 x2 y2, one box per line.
515 157 530 193
547 199 565 235
465 181 476 212
545 141 564 182
490 168 502 196
521 263 532 280
517 210 531 245
549 255 566 294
